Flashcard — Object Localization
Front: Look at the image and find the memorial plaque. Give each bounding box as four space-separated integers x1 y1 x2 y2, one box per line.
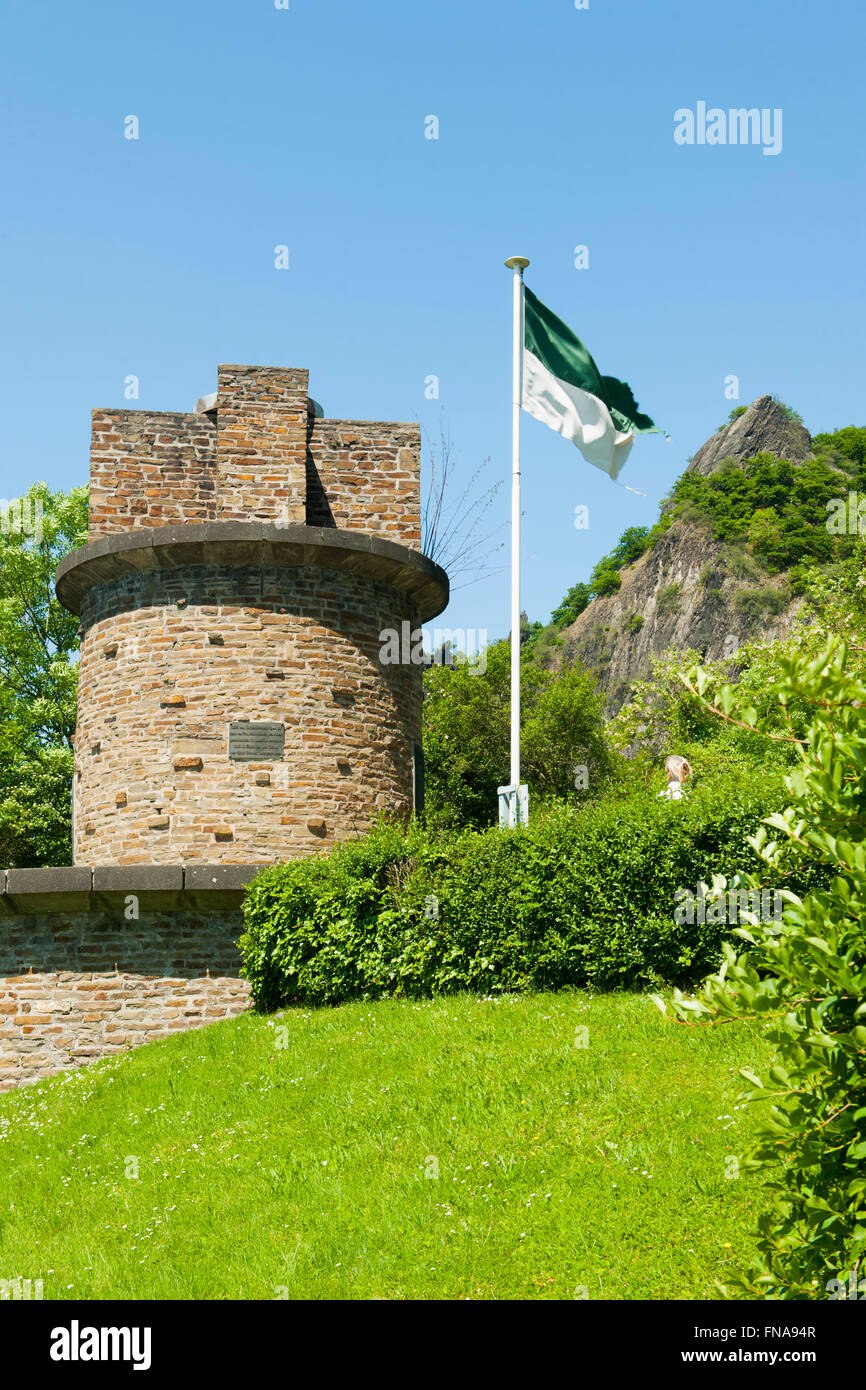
228 721 285 762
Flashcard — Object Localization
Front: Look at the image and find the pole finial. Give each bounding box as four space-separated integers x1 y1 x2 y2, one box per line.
505 256 530 273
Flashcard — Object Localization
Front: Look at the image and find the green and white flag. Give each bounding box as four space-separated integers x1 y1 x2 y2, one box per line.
522 285 663 480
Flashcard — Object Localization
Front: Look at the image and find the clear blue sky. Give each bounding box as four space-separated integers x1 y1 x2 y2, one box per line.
2 0 863 642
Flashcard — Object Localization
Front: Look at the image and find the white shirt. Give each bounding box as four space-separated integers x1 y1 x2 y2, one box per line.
657 781 688 801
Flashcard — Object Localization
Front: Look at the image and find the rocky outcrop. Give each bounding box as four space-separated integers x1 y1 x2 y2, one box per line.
687 395 811 478
557 396 813 710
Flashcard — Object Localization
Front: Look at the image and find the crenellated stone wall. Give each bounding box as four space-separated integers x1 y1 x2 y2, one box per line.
305 418 423 546
86 363 423 549
89 409 218 533
213 364 309 526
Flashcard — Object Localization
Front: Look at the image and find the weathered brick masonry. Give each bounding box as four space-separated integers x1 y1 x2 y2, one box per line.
0 968 250 1091
89 364 422 543
0 915 250 1092
60 363 448 863
1 363 449 1087
71 560 425 864
0 868 253 1091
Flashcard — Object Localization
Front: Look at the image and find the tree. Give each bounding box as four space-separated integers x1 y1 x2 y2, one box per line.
422 639 612 828
746 506 783 558
0 483 88 865
551 582 591 628
812 425 866 490
718 405 749 430
588 557 622 597
0 726 75 868
522 663 612 799
607 525 650 570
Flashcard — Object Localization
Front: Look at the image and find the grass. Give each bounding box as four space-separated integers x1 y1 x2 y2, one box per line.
0 990 776 1300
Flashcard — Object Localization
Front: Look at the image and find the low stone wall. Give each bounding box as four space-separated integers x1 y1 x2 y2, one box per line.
0 868 257 1091
0 966 251 1091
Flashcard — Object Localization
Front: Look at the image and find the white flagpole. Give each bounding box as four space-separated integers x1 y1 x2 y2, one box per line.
504 255 529 823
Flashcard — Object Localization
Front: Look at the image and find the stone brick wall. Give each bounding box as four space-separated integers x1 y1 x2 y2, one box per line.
306 419 422 548
0 908 250 1091
87 364 421 549
89 410 218 535
215 364 308 526
73 564 423 865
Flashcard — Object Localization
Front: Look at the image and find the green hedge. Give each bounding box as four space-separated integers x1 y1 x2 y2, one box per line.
239 777 822 1009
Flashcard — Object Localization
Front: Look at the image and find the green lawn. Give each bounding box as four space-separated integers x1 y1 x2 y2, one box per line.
0 990 775 1300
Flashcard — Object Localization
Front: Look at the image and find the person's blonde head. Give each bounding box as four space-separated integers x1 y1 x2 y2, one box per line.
664 755 692 784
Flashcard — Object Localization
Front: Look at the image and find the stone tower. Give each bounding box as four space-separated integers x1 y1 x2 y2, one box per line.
56 364 449 865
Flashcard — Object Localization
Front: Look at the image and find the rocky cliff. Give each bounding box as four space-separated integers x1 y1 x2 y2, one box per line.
557 397 812 709
685 395 811 479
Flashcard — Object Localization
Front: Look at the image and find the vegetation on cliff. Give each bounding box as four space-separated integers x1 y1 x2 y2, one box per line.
545 421 866 648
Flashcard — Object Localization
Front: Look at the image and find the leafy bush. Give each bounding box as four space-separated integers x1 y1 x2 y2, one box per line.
239 777 800 1011
665 639 866 1298
589 559 622 597
733 584 791 618
720 543 762 581
656 582 681 613
718 405 749 430
811 425 866 488
520 620 562 669
771 396 804 426
669 452 845 571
